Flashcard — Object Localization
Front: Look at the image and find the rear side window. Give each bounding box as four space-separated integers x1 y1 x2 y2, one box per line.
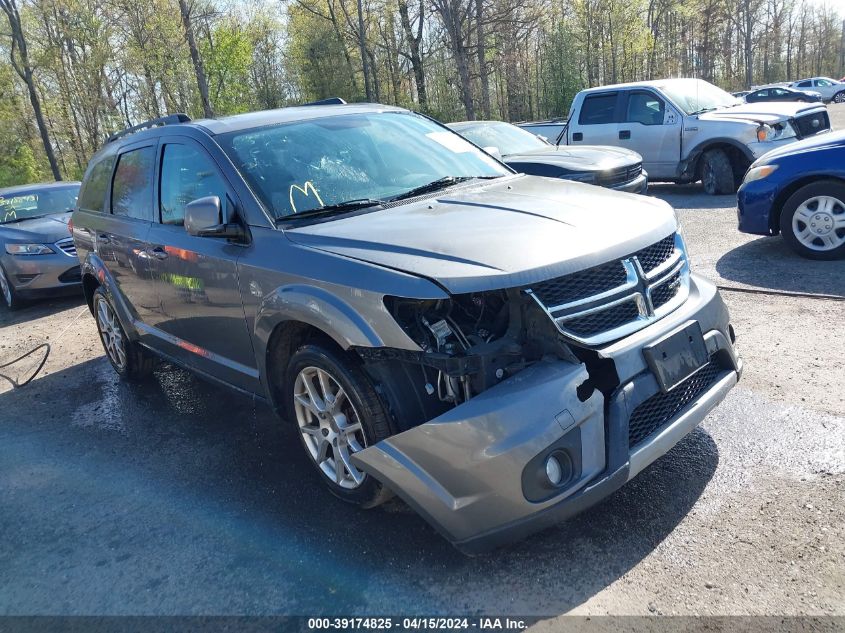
78 156 115 213
579 94 617 125
797 81 812 88
159 144 227 225
112 146 155 220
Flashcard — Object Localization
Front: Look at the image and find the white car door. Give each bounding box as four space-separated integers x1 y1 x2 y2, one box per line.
568 92 622 147
617 90 681 179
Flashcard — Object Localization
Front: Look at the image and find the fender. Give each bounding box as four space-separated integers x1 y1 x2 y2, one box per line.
80 253 141 341
679 137 755 180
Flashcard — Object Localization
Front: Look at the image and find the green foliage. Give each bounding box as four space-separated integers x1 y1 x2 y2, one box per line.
202 20 255 115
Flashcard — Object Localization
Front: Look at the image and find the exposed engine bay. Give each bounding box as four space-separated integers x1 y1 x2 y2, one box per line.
355 290 617 431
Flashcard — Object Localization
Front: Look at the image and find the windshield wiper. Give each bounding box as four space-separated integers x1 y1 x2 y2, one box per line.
277 198 384 221
386 176 475 202
689 106 719 116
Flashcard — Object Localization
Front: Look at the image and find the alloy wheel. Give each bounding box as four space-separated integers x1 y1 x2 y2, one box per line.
0 267 11 307
293 366 368 489
835 92 845 103
791 195 845 251
96 297 127 370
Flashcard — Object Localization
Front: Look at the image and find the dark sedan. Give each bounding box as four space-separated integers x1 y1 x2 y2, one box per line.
738 130 844 259
0 181 82 308
744 86 822 103
448 120 647 193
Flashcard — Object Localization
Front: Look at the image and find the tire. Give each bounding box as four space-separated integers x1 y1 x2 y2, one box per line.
0 264 19 310
834 91 845 104
284 341 394 508
93 287 154 380
779 180 845 260
700 149 736 195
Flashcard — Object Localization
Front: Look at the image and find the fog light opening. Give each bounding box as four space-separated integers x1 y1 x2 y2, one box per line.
545 454 563 486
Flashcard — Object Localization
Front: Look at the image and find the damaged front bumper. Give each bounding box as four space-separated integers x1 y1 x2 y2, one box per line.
351 274 741 554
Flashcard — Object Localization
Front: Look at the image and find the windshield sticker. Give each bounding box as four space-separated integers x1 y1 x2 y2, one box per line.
289 181 324 213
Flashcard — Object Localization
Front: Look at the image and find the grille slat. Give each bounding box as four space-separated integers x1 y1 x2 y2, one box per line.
596 163 643 187
628 358 722 447
530 260 627 307
55 237 77 257
633 234 676 273
562 300 640 337
651 270 681 309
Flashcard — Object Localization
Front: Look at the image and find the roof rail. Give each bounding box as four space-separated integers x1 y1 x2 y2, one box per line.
300 97 347 106
106 113 192 144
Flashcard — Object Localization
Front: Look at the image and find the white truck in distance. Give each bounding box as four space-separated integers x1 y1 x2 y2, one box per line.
562 78 831 194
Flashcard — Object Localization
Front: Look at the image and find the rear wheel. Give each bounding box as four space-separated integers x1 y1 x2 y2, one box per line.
285 342 393 508
0 265 18 310
833 91 845 104
779 181 845 260
701 149 735 195
93 287 154 380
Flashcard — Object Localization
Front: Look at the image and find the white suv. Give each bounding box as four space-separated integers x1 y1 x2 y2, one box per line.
790 77 845 103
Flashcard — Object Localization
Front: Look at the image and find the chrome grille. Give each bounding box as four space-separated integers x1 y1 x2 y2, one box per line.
596 163 642 187
526 232 689 345
55 237 77 257
628 357 723 448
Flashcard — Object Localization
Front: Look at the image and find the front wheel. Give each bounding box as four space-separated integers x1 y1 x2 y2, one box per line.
701 149 735 195
779 181 845 260
285 342 394 507
0 265 19 310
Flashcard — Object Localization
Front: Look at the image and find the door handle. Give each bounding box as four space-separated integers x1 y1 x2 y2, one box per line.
149 247 168 260
619 130 631 140
572 132 583 142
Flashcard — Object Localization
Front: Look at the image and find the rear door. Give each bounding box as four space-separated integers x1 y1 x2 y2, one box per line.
98 141 159 326
144 136 259 393
568 92 621 146
618 89 681 179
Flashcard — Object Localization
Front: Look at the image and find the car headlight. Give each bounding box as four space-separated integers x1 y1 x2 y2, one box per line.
5 243 54 255
756 123 795 142
743 164 778 183
566 172 595 183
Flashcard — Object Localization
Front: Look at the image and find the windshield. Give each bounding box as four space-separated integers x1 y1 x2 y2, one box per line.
658 79 741 115
218 111 509 219
453 122 548 156
0 185 79 224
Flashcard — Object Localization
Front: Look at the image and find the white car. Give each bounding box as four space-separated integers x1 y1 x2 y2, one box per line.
790 77 845 103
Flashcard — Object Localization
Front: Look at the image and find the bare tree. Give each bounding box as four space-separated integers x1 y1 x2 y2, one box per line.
1 0 61 179
178 0 213 117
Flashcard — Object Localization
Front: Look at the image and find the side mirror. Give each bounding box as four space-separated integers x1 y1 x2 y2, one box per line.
184 196 248 242
482 146 502 160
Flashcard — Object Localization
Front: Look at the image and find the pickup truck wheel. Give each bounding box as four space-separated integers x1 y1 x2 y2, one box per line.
779 181 845 260
834 91 845 104
701 149 735 195
93 287 154 380
286 342 394 508
0 265 19 310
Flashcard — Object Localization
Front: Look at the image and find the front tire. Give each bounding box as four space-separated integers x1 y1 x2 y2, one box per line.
701 149 735 195
779 181 845 260
93 287 154 380
0 265 19 310
285 342 394 508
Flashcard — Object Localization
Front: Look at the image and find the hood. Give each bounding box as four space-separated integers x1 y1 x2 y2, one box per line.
504 145 642 172
756 128 845 163
286 175 676 294
0 212 71 243
700 101 824 125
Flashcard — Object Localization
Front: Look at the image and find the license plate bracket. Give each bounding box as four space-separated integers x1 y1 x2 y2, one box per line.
643 321 708 392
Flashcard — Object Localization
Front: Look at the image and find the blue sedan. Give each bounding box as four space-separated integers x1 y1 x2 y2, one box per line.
737 130 845 259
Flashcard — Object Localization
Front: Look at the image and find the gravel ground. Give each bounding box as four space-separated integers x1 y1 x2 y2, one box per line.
0 107 843 620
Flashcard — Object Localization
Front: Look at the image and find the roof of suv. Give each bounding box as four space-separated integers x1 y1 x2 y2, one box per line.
577 78 704 94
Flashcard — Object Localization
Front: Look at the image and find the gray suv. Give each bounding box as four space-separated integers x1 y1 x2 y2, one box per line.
72 103 742 553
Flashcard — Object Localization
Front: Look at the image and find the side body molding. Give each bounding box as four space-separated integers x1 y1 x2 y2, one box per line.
351 360 606 549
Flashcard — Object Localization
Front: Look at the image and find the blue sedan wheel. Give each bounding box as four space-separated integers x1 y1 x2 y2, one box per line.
780 181 845 260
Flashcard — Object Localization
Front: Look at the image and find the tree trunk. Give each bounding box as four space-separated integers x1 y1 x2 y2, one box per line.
356 0 373 100
178 0 214 118
476 0 490 118
1 0 61 180
397 0 427 108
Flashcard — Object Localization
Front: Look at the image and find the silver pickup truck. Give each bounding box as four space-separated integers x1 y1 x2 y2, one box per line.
563 78 831 194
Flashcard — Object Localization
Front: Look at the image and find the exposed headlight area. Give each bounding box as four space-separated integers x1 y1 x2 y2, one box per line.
5 243 54 256
756 122 796 142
